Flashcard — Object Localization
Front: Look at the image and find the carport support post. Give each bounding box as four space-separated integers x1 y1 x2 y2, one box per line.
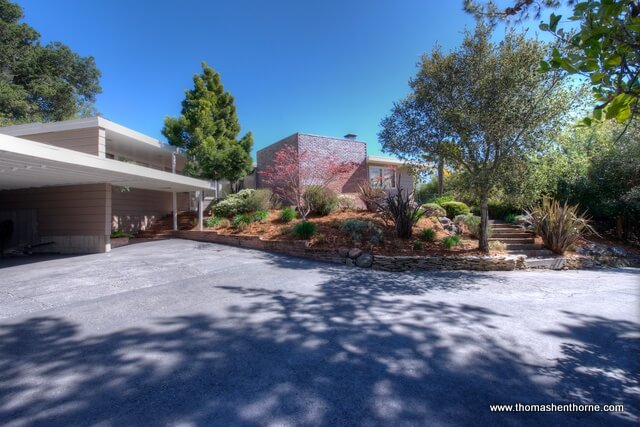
198 191 203 231
172 192 178 231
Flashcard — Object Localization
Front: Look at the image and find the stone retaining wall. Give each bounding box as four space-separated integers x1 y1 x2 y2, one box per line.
169 230 635 271
170 231 522 271
170 230 344 264
372 255 521 271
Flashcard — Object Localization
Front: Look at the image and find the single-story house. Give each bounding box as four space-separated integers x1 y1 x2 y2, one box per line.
255 132 414 200
0 117 215 254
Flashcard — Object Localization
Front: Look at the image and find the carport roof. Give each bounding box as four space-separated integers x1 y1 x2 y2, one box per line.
0 133 213 192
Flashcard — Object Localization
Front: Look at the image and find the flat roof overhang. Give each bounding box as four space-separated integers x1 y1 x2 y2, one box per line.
0 134 213 193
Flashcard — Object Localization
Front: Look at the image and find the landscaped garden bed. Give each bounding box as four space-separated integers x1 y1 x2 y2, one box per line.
202 209 485 256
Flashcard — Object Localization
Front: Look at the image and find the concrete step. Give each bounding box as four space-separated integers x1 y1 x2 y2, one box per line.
489 237 536 244
491 232 534 239
503 243 544 250
510 249 554 257
524 257 564 269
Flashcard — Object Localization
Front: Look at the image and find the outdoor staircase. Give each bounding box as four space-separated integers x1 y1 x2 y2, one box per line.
137 211 197 239
489 220 553 257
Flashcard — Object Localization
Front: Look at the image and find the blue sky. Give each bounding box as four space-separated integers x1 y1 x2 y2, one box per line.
17 0 556 157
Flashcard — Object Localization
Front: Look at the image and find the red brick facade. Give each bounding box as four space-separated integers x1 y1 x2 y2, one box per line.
256 133 368 196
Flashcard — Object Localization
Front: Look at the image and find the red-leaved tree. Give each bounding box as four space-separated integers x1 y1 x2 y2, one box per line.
259 145 357 220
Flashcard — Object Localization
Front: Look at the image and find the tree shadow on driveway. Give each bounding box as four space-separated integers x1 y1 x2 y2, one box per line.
0 265 637 426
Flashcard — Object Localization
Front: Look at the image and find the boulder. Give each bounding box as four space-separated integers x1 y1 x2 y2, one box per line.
439 217 451 225
345 258 356 267
355 253 373 268
348 248 363 259
607 246 628 257
337 247 350 258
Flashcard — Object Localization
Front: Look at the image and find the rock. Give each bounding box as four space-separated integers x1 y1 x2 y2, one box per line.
345 258 356 267
443 224 458 235
337 247 349 257
607 246 628 257
439 217 451 225
355 253 373 268
348 248 363 259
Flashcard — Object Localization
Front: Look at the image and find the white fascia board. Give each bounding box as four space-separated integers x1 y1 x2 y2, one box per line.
0 117 100 136
366 155 406 166
0 117 184 157
0 134 212 190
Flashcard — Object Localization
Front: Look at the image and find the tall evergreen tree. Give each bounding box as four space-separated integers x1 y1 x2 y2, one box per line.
0 0 101 125
163 62 253 187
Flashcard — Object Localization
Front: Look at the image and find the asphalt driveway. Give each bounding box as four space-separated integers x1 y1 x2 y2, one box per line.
0 239 638 426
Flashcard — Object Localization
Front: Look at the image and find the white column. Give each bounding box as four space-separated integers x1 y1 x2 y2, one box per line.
198 192 204 231
172 192 178 231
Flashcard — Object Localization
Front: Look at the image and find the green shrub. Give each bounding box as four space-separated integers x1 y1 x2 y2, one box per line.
421 203 446 218
217 218 231 229
505 213 518 224
246 188 274 212
252 210 269 223
470 206 480 215
340 219 369 242
338 195 357 211
279 207 296 222
525 198 597 254
340 219 384 243
205 216 222 228
303 185 338 215
432 195 454 206
232 214 252 230
442 235 461 249
111 229 132 238
412 241 423 250
293 221 317 239
440 201 470 218
213 190 255 217
488 202 520 220
420 228 437 242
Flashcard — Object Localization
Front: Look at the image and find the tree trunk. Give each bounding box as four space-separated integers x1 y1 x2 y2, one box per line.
615 215 623 240
479 196 490 254
437 158 444 196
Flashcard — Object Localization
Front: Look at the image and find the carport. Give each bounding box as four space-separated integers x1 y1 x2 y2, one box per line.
0 133 212 253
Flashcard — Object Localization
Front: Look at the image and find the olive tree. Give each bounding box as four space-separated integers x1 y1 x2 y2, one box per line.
379 24 573 253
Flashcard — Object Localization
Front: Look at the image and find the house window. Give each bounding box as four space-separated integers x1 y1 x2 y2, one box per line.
369 166 396 189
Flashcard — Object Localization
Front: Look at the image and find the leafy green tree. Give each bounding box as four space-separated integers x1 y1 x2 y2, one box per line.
464 0 640 124
379 24 574 253
566 120 640 241
163 62 253 187
0 0 101 125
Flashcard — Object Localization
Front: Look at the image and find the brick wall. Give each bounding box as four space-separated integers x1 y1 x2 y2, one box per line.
255 134 298 189
298 134 367 194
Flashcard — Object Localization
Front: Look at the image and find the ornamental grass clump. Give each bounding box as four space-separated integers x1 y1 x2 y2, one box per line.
293 221 317 239
252 210 269 223
204 216 222 228
420 228 437 242
442 235 461 249
279 207 296 222
524 198 597 255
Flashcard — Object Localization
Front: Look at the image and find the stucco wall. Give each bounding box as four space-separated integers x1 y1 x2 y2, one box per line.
111 187 189 233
